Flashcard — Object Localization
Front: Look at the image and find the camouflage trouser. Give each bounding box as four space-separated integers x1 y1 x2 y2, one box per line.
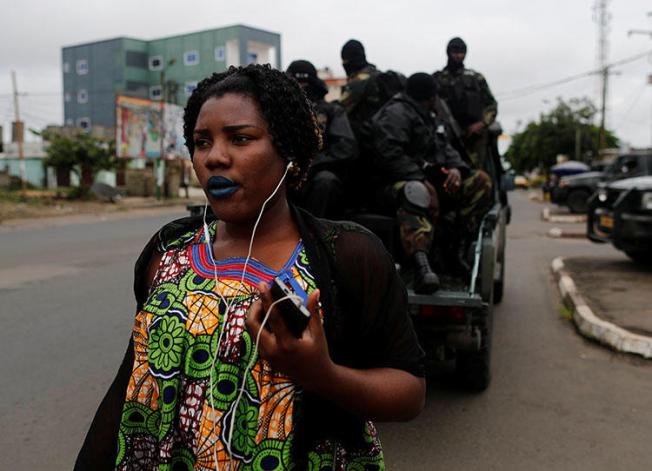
388 170 492 256
388 182 434 256
463 131 489 170
451 169 493 235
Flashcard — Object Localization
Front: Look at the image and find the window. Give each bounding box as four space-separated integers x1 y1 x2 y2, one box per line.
63 62 70 73
66 118 73 126
149 55 163 71
246 52 258 65
184 82 197 96
77 117 91 130
77 89 88 104
126 51 148 69
64 93 71 103
150 85 162 100
184 50 199 66
214 46 225 62
76 59 88 75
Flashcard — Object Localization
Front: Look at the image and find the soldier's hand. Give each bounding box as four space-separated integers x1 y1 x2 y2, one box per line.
467 121 485 135
442 168 462 194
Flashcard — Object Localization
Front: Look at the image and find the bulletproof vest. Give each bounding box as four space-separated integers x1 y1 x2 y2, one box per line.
436 69 484 128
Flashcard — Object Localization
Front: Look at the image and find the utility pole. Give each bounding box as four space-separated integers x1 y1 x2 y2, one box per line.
594 0 611 153
627 11 652 151
11 70 26 192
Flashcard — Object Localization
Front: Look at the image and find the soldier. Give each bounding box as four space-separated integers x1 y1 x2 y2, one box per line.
286 59 358 219
339 39 383 144
434 37 497 171
372 73 492 293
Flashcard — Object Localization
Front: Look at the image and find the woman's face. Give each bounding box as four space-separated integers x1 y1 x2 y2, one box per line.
192 93 287 223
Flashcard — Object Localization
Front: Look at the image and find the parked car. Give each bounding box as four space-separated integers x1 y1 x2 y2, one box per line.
514 174 529 189
551 152 652 214
587 175 652 264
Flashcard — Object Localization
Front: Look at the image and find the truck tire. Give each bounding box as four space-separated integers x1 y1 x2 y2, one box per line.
455 305 493 391
625 250 652 265
567 189 591 214
493 261 505 304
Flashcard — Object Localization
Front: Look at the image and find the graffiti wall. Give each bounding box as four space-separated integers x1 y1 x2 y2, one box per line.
116 96 189 159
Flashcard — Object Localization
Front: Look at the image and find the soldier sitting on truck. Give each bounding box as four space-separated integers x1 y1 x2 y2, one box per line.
371 73 492 294
286 59 359 219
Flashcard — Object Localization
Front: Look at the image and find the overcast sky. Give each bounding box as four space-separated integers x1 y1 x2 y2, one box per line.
1 0 651 149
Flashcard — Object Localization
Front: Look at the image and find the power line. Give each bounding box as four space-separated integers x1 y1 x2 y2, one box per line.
496 49 652 101
614 82 648 128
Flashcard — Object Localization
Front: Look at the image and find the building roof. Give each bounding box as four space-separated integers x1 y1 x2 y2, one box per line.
62 24 280 50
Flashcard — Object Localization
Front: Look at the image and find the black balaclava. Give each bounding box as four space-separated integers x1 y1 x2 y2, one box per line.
406 73 438 102
445 37 467 72
287 59 328 101
341 39 368 77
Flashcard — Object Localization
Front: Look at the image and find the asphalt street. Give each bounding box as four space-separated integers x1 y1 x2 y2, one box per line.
0 191 650 470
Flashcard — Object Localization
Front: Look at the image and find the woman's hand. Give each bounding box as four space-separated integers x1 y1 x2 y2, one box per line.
246 282 426 422
245 283 334 390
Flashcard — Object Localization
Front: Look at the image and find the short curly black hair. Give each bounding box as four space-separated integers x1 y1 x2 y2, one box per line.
183 64 322 190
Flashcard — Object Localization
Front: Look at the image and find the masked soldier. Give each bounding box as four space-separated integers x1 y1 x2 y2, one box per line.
372 73 492 293
434 37 497 171
287 60 358 219
340 40 383 144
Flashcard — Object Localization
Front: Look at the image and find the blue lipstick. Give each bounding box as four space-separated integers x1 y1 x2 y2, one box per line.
207 176 240 199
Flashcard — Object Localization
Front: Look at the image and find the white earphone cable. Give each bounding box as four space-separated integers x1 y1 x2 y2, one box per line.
203 162 293 470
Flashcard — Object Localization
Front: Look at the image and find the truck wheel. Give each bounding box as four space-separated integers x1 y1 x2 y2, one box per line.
567 189 590 214
493 261 505 304
455 306 493 391
625 250 652 265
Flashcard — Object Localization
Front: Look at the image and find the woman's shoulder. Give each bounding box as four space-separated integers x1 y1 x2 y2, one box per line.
298 209 392 267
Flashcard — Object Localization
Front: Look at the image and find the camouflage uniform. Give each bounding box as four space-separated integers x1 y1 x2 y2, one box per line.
372 92 492 256
433 67 497 170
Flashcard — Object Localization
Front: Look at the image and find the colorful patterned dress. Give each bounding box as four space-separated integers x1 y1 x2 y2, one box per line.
116 221 384 470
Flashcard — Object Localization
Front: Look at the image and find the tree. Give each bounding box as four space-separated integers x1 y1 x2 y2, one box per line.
41 130 117 192
505 97 619 173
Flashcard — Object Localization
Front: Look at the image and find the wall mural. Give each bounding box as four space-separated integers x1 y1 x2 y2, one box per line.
116 95 189 159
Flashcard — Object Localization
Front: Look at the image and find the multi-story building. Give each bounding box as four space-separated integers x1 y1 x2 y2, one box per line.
62 25 281 130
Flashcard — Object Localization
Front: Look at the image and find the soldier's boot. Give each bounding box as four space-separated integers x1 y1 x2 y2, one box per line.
413 250 440 294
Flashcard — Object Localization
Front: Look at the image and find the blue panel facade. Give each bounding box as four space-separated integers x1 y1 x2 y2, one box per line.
62 26 281 131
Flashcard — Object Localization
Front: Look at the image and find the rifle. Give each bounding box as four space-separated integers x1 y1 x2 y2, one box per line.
434 96 472 165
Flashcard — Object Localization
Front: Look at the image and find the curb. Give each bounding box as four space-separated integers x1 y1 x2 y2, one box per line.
551 257 652 359
548 227 587 239
542 206 587 224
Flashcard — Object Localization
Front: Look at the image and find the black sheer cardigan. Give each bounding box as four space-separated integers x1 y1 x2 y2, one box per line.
75 206 424 470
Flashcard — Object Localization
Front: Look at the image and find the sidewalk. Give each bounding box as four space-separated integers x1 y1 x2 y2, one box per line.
0 193 205 231
552 256 652 359
0 187 205 228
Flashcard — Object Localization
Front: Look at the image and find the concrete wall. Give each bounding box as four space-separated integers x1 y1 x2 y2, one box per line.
62 38 125 129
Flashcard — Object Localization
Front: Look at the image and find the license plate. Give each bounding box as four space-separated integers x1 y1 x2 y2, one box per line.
600 215 614 229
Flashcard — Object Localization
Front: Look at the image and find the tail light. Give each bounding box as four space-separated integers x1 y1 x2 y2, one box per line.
418 305 466 323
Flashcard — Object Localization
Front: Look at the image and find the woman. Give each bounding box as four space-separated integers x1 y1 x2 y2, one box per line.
76 64 425 470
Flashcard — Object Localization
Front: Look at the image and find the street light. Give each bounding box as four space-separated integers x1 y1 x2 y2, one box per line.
156 58 176 200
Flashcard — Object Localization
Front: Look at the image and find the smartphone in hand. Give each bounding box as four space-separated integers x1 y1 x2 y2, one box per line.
270 277 311 338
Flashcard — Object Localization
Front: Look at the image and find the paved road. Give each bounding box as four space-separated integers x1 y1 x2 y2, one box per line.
0 193 650 470
380 192 652 470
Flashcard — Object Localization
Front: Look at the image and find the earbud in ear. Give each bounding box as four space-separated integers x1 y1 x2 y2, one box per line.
287 160 295 170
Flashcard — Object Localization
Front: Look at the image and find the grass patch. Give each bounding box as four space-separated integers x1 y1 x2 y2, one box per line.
559 304 573 321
